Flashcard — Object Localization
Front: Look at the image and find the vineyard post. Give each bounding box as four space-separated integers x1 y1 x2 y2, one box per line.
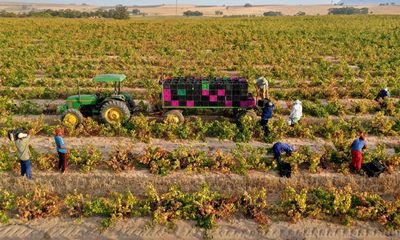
77 79 80 99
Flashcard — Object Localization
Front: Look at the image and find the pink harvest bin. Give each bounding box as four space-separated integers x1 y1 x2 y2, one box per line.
209 95 217 102
187 101 194 107
217 89 225 96
163 89 171 101
163 95 171 101
163 89 171 96
240 99 256 107
225 101 233 107
248 99 256 107
202 90 209 96
171 101 179 107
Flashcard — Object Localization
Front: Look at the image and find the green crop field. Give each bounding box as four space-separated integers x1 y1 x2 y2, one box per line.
0 15 399 239
0 16 399 89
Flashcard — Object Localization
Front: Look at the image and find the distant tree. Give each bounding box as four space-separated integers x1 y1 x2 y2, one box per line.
295 11 306 16
244 3 252 7
0 10 17 17
215 10 223 16
132 9 141 15
113 5 129 19
183 10 203 16
263 11 283 17
328 7 368 15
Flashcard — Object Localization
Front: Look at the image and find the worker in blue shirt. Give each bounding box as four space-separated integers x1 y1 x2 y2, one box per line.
272 142 295 164
375 88 390 101
54 129 68 173
260 99 275 136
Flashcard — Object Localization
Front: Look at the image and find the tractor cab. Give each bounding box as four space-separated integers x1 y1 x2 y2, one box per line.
60 74 135 127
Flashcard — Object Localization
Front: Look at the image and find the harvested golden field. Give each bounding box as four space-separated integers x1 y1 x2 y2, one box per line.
1 3 400 16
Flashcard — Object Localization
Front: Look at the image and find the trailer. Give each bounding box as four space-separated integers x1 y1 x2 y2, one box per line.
161 76 257 123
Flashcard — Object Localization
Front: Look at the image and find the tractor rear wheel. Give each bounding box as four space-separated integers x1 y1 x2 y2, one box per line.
237 110 258 122
61 109 84 127
163 110 184 124
100 100 131 125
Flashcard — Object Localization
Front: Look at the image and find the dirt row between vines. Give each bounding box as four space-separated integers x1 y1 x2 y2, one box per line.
3 85 399 94
12 97 399 115
0 217 398 240
0 136 398 157
0 168 399 199
9 112 393 129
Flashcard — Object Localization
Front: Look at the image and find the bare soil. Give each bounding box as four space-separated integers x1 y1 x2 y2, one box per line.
0 136 398 157
0 217 397 240
1 169 399 199
14 97 399 115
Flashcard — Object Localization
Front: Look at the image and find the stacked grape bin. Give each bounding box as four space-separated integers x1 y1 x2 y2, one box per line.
162 77 255 109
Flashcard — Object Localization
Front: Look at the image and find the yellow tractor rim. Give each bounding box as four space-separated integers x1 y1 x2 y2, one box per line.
242 115 254 122
63 113 79 126
105 108 123 123
164 114 180 124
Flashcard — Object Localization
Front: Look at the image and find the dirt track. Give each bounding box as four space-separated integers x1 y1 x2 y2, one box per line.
0 136 398 157
1 170 399 199
0 217 398 240
11 97 399 115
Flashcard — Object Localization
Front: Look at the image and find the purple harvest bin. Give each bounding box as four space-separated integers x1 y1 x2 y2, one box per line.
217 89 225 96
171 101 179 107
240 101 248 107
187 101 194 107
210 95 217 102
225 101 232 107
202 90 209 96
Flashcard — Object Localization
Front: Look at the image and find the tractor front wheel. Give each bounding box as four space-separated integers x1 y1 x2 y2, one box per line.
61 109 84 128
163 110 184 124
100 100 131 125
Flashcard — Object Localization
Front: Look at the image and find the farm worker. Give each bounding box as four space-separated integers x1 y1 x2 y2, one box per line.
13 132 32 179
272 142 295 164
288 100 302 126
260 99 275 136
255 77 269 99
54 129 68 173
375 88 390 101
351 133 367 172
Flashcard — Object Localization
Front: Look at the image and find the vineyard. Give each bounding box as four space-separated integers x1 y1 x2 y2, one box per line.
0 15 399 239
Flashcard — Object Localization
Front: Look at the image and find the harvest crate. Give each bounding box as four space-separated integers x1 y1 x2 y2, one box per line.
161 77 256 109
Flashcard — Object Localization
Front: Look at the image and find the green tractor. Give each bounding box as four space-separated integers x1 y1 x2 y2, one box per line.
59 74 135 127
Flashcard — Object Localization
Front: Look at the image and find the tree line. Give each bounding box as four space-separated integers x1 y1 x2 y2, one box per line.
0 5 130 19
0 6 370 19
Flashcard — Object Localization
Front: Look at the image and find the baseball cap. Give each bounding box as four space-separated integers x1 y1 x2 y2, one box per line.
17 133 28 139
